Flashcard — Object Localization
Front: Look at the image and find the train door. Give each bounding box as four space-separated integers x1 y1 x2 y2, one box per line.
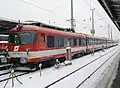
40 33 46 49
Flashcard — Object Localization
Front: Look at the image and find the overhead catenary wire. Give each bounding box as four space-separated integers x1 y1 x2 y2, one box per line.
91 0 114 25
19 0 52 13
83 0 110 24
82 0 115 38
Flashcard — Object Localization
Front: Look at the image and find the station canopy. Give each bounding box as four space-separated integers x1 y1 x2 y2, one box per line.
0 18 17 34
98 0 120 31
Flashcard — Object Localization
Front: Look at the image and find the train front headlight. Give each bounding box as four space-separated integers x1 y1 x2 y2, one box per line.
20 57 27 64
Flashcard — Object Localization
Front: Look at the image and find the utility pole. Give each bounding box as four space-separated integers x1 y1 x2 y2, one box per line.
111 28 112 39
91 8 95 55
71 0 74 31
108 24 110 39
91 8 95 36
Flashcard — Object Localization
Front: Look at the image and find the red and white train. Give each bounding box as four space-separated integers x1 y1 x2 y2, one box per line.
8 24 118 69
0 35 8 52
0 34 8 64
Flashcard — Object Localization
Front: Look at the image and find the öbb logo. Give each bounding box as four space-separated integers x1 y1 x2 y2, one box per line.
14 46 20 52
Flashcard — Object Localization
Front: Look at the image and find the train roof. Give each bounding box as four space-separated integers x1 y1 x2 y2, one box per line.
84 34 106 40
22 21 75 32
11 24 109 40
11 25 86 38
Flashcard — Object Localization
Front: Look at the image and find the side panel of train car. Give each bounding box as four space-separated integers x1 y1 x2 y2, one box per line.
8 25 118 68
8 25 88 67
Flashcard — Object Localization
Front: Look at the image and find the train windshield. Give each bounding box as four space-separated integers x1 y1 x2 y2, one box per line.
9 32 37 45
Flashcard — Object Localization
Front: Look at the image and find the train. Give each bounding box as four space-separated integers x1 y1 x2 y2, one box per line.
0 35 8 52
8 23 118 69
0 35 9 64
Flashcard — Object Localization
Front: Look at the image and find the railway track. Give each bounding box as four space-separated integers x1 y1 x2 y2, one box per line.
0 64 12 70
44 47 119 88
76 49 120 88
0 71 29 82
0 64 30 83
0 64 14 79
0 70 10 77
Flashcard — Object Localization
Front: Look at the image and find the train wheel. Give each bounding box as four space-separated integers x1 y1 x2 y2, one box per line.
58 57 66 63
48 59 56 67
29 63 39 71
41 59 56 68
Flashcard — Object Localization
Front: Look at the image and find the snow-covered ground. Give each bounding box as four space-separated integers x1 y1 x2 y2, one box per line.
0 45 120 88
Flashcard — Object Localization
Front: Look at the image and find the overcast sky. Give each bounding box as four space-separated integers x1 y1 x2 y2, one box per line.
0 0 120 40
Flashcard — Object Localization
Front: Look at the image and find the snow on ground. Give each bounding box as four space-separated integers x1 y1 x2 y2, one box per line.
49 46 120 88
0 69 10 75
0 45 119 88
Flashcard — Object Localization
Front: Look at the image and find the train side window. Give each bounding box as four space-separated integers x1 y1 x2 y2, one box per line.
81 38 86 46
84 38 86 46
77 38 79 46
89 38 91 45
86 38 89 45
79 38 81 45
90 39 92 45
73 38 77 46
94 39 95 45
88 38 90 45
97 40 98 44
47 36 54 48
95 39 97 45
99 40 101 44
54 36 64 47
41 33 45 43
98 40 100 44
68 38 73 46
96 40 98 45
92 39 93 45
81 38 83 45
97 39 99 44
101 40 102 44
